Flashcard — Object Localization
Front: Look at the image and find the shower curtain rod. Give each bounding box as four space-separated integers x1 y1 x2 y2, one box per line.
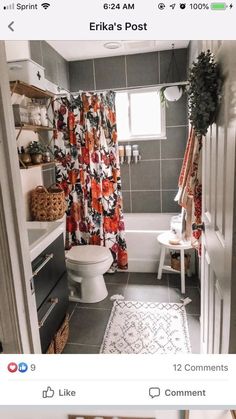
70 80 188 96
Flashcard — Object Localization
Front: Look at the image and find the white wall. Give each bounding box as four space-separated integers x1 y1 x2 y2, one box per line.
5 40 30 61
0 408 181 419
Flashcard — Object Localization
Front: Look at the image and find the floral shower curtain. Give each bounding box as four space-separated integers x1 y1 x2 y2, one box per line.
54 91 128 271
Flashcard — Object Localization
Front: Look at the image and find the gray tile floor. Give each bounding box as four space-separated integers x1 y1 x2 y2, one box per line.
63 272 200 354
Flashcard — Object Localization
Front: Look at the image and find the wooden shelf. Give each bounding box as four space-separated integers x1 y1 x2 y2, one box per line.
20 161 56 170
15 124 53 132
10 80 54 99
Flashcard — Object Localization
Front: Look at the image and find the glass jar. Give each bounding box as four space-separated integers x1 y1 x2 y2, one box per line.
40 105 48 127
28 104 41 126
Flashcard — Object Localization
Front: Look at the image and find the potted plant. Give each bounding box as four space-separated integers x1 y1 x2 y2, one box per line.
27 141 46 164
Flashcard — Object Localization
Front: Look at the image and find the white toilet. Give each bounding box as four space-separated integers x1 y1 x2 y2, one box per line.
66 245 113 303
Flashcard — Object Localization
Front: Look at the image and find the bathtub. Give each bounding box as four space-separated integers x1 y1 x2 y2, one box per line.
124 213 177 273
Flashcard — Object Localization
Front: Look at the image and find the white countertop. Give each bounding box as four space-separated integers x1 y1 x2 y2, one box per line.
26 221 65 262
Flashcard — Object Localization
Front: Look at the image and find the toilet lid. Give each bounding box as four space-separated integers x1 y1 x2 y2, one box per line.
66 245 112 264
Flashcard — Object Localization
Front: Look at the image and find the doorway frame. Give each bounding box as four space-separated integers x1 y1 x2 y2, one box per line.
0 41 41 353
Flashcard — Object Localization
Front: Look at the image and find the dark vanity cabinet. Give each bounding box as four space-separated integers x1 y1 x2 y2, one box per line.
32 233 69 353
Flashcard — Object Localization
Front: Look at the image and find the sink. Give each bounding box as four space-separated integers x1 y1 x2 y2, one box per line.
26 221 65 261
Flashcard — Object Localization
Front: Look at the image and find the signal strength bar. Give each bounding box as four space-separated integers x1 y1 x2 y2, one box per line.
3 3 15 10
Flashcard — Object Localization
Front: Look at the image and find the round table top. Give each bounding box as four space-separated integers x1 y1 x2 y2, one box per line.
157 231 192 250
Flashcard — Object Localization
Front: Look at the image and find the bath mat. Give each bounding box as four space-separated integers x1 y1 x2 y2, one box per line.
100 300 191 354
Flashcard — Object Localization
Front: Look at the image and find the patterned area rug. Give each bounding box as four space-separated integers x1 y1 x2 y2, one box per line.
100 300 191 354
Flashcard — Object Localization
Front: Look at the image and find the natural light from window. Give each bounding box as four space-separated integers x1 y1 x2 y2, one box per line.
116 88 165 141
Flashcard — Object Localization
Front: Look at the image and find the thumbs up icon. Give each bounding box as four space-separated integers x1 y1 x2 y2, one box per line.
42 386 55 398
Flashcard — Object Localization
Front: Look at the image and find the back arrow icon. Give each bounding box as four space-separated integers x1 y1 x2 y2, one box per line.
8 21 14 31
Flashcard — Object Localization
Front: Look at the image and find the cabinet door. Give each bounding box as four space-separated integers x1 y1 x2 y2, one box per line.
32 233 66 309
38 272 69 353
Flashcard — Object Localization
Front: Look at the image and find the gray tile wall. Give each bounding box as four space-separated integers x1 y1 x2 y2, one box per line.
120 97 188 213
69 48 188 213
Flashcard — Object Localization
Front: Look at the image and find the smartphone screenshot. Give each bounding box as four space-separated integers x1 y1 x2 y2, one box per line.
0 0 236 416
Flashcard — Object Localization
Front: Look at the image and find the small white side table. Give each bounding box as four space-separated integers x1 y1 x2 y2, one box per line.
157 231 192 294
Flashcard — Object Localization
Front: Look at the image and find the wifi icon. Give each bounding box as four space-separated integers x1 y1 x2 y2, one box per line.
41 2 50 9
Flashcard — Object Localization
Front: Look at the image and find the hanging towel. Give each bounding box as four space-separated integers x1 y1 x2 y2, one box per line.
177 127 202 252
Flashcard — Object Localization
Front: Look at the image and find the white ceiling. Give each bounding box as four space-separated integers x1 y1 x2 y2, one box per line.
47 40 189 61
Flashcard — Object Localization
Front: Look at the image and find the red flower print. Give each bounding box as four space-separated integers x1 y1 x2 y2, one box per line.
112 130 117 142
108 110 116 125
81 147 90 165
90 234 101 245
57 120 64 131
91 151 99 163
104 217 112 233
118 247 128 268
71 202 81 222
60 105 67 115
91 179 101 199
85 131 94 151
111 243 118 253
79 169 85 185
118 221 125 231
110 215 118 232
102 154 110 166
109 151 116 163
68 111 75 131
92 198 102 213
102 179 114 197
91 97 99 112
79 221 88 232
66 216 77 233
60 180 70 197
103 216 118 233
82 95 90 112
68 169 79 185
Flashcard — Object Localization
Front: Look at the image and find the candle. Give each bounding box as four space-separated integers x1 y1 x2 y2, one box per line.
118 145 125 157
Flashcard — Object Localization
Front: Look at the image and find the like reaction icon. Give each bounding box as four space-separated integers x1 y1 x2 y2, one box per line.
18 362 28 373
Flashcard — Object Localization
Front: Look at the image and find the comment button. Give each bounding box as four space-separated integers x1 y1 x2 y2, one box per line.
149 387 161 398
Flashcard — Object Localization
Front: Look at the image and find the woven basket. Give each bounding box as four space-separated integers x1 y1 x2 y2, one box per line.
171 252 191 271
31 184 66 221
54 313 69 354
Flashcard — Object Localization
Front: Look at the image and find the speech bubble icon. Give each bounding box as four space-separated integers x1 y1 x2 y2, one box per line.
149 387 161 398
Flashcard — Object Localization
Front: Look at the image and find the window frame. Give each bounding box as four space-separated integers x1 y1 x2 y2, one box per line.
116 86 166 142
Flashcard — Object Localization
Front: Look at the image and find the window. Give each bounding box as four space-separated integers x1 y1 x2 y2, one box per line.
116 88 166 141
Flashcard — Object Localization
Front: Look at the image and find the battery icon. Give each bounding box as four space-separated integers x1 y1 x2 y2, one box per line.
211 2 227 9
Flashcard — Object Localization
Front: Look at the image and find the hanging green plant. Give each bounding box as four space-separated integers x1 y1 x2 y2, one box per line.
188 50 222 136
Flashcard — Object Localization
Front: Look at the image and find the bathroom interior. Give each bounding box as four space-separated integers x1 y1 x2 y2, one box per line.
1 39 235 355
0 408 235 419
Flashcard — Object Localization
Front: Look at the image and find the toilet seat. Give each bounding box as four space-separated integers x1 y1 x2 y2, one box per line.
66 245 112 265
